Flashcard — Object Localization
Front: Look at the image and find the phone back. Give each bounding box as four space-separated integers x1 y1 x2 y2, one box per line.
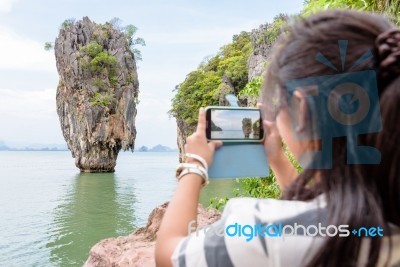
208 143 269 179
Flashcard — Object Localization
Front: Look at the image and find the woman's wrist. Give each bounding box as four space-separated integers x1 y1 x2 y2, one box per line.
179 153 210 186
269 151 298 189
268 150 287 169
184 158 203 167
178 172 204 187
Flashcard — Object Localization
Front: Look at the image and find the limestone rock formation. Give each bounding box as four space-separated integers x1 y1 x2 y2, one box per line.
55 17 139 172
245 23 274 107
176 117 190 163
247 23 272 81
84 202 221 267
217 75 235 106
174 19 288 160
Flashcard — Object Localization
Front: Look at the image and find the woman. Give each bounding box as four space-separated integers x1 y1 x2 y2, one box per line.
156 10 400 267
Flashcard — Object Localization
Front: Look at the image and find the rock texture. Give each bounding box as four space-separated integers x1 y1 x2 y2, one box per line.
175 75 236 162
176 118 189 163
55 17 138 172
247 23 272 81
217 76 236 106
84 202 221 267
244 23 276 107
174 19 290 159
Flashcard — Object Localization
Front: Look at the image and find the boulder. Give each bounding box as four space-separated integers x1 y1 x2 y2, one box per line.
84 202 221 267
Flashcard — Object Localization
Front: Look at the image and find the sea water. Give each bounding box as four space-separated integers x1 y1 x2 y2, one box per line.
0 151 237 266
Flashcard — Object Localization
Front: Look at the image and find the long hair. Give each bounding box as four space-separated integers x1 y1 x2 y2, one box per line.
262 10 400 266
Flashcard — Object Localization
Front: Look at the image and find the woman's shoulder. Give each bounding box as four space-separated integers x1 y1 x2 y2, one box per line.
222 194 327 223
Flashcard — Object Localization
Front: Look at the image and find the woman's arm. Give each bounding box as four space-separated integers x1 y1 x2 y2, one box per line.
155 108 221 267
258 104 298 190
155 172 203 267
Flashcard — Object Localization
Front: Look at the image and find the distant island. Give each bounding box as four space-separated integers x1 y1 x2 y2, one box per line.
0 141 69 151
0 141 177 152
135 144 178 152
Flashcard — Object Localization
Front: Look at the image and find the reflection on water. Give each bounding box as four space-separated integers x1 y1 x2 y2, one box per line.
0 151 239 266
46 173 136 266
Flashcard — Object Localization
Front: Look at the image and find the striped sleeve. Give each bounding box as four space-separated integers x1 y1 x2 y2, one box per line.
171 196 327 267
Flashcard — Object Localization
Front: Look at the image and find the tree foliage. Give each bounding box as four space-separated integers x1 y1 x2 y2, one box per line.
109 17 146 61
90 92 114 107
44 42 53 51
303 0 400 21
61 18 75 29
256 14 288 46
170 70 221 132
170 31 252 135
238 76 263 97
173 0 400 206
80 40 103 58
79 40 119 87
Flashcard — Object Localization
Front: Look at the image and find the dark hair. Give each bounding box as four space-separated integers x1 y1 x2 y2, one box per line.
262 10 400 267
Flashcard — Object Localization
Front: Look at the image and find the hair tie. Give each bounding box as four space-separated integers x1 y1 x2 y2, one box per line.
375 28 400 81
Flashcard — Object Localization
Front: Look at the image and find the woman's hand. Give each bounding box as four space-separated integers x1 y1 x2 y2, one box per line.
257 103 298 189
262 120 285 163
257 103 285 163
155 108 222 267
184 108 222 166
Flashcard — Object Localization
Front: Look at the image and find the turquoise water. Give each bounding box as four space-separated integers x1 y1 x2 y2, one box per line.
0 151 237 266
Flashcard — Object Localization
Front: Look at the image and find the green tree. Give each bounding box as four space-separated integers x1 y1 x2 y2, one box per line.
80 41 103 57
170 32 252 135
170 70 221 133
217 32 252 91
303 0 400 20
172 0 400 208
44 42 53 51
90 92 114 107
239 76 263 97
79 40 119 86
109 17 146 61
61 18 75 29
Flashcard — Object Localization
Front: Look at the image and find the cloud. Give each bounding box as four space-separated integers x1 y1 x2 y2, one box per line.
0 0 18 13
0 88 56 119
0 27 56 72
134 91 177 147
0 87 64 144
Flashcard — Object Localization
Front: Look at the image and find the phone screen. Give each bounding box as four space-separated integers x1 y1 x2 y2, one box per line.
206 108 263 141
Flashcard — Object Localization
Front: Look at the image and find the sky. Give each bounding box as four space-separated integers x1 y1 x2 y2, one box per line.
212 109 261 131
0 0 304 148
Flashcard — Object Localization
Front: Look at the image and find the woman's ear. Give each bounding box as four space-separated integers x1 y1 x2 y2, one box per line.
292 89 309 134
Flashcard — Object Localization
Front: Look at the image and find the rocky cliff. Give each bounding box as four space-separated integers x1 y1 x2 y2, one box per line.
174 25 271 160
176 117 191 162
173 18 288 160
247 23 272 81
84 202 221 267
55 17 139 172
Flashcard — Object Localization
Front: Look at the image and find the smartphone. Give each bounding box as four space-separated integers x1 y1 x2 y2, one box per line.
205 106 264 142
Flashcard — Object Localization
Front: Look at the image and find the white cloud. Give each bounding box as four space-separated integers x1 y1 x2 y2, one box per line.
0 0 18 13
0 88 56 119
0 87 64 144
0 27 56 72
134 91 177 147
